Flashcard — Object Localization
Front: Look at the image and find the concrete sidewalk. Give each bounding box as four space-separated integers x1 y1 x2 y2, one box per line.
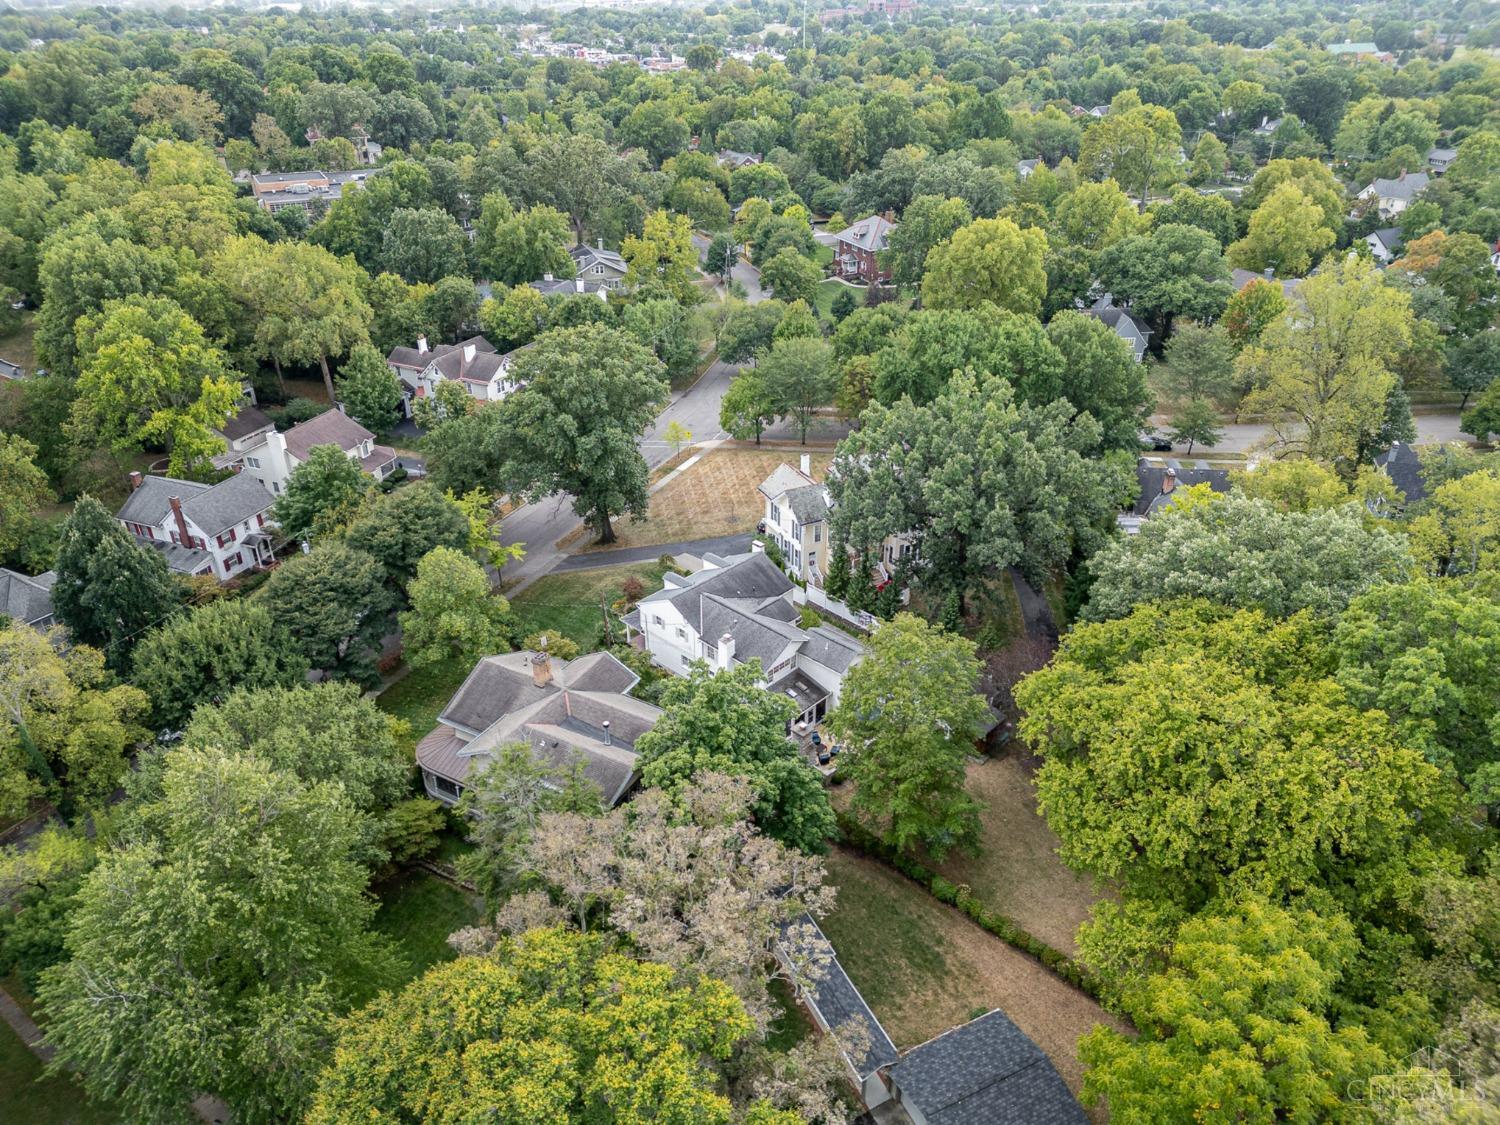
552 533 754 573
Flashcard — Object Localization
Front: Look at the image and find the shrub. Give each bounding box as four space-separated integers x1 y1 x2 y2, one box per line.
382 798 446 866
621 576 645 604
523 630 580 661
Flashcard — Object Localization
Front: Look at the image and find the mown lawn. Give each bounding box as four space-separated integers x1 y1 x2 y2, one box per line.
376 655 473 756
509 562 670 649
373 871 484 986
813 278 864 321
0 1023 120 1125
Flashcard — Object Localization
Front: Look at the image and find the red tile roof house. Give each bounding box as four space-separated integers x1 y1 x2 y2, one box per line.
222 407 396 498
831 214 896 284
116 470 276 581
385 334 529 419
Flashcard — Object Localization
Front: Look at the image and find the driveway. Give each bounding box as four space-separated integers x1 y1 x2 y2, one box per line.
552 533 754 572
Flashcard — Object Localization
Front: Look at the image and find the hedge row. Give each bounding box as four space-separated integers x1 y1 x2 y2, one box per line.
834 811 1106 1003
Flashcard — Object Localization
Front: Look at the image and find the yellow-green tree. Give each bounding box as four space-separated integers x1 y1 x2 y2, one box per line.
1409 469 1500 583
307 927 753 1125
398 546 510 667
622 209 700 305
1238 255 1413 468
1052 179 1147 251
920 216 1048 316
1227 181 1337 278
1078 103 1183 206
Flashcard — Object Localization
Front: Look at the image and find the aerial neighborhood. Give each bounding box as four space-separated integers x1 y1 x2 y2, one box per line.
2 0 1500 1122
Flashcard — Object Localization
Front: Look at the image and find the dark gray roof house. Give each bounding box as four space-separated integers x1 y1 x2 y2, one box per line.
571 241 629 288
529 274 610 297
0 568 57 629
889 1009 1086 1125
834 213 895 255
415 648 659 806
1428 146 1458 173
1372 440 1429 509
1127 458 1231 525
1366 227 1404 263
1083 295 1150 362
1231 267 1304 297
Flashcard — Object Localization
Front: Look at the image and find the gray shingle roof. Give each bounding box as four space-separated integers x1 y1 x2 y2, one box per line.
219 405 274 442
1366 172 1429 202
1369 227 1404 255
571 244 628 273
783 914 900 1078
784 484 829 523
834 214 895 253
889 1009 1086 1125
0 568 56 626
801 625 865 674
759 463 817 502
117 473 272 537
1135 458 1230 517
1373 440 1427 504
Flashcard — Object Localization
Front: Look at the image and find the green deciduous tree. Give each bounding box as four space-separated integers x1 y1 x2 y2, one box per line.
51 496 180 665
1083 494 1412 621
381 207 470 285
1230 459 1353 512
398 546 510 667
720 369 776 444
1227 182 1337 279
829 614 988 858
622 297 701 383
131 598 308 730
1095 223 1232 340
474 193 573 287
0 433 53 563
0 626 148 818
886 194 973 288
621 209 699 305
1045 311 1153 452
759 248 821 306
758 336 835 444
70 295 241 478
502 325 668 545
636 661 836 854
261 543 392 684
1078 103 1183 207
274 443 370 542
345 481 470 594
1052 179 1147 252
1408 470 1500 584
306 927 752 1125
335 343 403 434
1081 898 1392 1122
38 746 400 1124
920 216 1048 316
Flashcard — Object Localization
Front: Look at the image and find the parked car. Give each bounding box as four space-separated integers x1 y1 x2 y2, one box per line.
1140 430 1174 452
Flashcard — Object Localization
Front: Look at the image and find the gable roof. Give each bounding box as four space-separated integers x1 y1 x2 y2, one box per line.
1373 440 1427 503
0 568 56 626
1365 172 1429 202
1135 458 1231 517
218 404 274 442
1368 227 1404 255
117 473 273 536
1230 268 1303 297
423 649 657 806
571 243 628 273
889 1009 1086 1125
283 409 374 462
833 214 895 253
759 462 817 501
1084 296 1150 355
781 914 900 1078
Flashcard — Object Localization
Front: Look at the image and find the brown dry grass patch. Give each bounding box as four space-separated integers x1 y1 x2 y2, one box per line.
818 848 1126 1099
573 448 832 553
935 756 1108 956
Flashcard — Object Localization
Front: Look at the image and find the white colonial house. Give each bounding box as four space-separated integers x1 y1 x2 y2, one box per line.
758 457 916 591
385 334 529 418
1358 171 1430 219
225 407 396 497
116 471 276 581
623 549 867 728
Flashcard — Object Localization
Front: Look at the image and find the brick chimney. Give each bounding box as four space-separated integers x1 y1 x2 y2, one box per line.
128 470 143 491
1161 467 1178 496
531 639 554 688
168 495 193 547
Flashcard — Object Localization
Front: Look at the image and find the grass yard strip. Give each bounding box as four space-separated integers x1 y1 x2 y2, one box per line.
0 1021 120 1124
818 848 1126 1097
376 655 473 756
933 757 1106 957
373 870 484 986
0 312 39 373
509 561 671 648
573 449 832 555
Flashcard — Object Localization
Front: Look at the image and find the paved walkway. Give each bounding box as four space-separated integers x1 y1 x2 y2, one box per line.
552 533 754 572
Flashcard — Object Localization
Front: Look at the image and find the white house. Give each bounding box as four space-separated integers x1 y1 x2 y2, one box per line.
1427 146 1457 174
385 334 528 418
758 457 916 592
1358 170 1430 218
622 549 867 727
228 408 397 497
117 471 276 581
1016 158 1041 179
1366 227 1404 264
0 568 56 629
415 647 658 807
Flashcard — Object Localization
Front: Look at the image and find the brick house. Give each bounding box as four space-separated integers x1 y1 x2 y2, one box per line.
831 214 896 284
